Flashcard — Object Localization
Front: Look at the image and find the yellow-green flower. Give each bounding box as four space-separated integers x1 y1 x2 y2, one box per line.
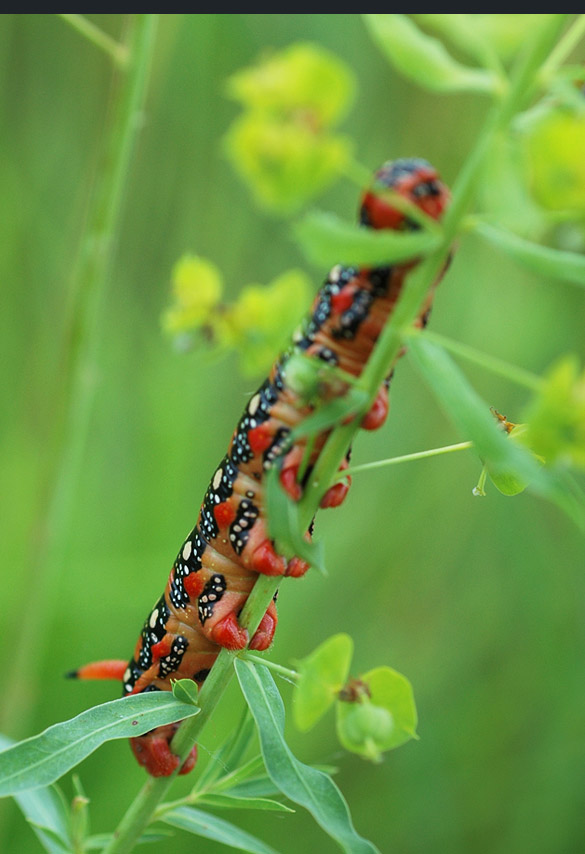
523 356 585 469
224 42 355 214
162 254 223 335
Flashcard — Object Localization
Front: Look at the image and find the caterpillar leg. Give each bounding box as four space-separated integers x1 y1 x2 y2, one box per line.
361 385 389 431
211 612 249 649
320 454 352 509
130 723 197 777
251 539 287 576
249 600 278 651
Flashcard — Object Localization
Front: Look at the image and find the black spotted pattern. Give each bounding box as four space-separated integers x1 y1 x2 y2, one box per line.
332 289 374 340
198 574 227 625
229 499 259 555
157 635 189 679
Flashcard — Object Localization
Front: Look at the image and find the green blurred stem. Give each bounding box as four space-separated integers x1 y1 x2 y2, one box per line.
0 15 157 739
243 653 299 682
412 329 542 391
59 14 129 66
541 14 585 80
337 442 473 482
103 16 570 854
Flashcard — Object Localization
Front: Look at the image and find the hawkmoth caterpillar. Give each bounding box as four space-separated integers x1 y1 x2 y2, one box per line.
71 158 450 777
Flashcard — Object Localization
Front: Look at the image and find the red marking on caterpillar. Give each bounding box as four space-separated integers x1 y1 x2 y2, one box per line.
72 158 451 777
214 501 236 528
248 424 273 454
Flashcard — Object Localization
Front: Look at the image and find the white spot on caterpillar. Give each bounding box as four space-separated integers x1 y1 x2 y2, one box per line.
213 469 222 490
182 541 192 560
149 609 159 628
248 394 260 416
329 264 342 282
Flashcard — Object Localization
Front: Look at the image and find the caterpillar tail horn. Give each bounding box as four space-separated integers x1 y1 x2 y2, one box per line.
66 660 128 681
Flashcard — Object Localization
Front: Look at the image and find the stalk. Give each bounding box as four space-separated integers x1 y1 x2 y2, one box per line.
0 15 158 738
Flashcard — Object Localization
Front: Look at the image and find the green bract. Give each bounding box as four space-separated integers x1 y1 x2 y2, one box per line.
523 356 585 469
293 634 354 731
224 113 352 214
226 42 355 127
224 42 355 213
336 667 417 762
162 254 223 334
522 106 585 213
218 269 310 375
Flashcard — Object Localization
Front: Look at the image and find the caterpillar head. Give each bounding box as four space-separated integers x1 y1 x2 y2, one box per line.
360 158 449 230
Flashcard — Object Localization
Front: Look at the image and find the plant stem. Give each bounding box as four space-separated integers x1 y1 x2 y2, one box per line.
540 14 585 80
243 653 299 683
338 442 473 481
413 329 542 391
0 15 158 739
60 14 129 66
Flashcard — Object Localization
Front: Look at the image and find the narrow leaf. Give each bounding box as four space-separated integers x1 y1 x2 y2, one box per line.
476 222 585 288
0 733 71 854
228 777 282 799
294 210 439 267
0 694 200 797
235 658 380 854
363 14 496 93
163 806 279 854
199 793 294 812
211 755 266 794
171 678 199 705
86 830 175 849
408 335 585 529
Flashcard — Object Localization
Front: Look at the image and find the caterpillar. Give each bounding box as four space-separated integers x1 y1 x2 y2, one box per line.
70 158 451 778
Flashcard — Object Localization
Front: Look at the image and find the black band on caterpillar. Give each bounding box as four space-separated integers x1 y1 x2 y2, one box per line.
74 158 451 777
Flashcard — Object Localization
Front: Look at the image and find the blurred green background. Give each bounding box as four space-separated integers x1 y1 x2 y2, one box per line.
1 14 585 854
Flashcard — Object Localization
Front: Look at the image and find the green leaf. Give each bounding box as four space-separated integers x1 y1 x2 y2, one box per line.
210 755 266 795
235 658 380 854
475 222 585 288
294 634 354 731
196 709 257 792
229 776 282 799
411 15 501 70
408 335 585 529
0 733 71 854
85 830 175 849
162 805 279 854
294 210 440 267
198 793 294 813
363 14 496 93
265 466 325 573
336 667 417 762
171 678 199 705
0 693 200 797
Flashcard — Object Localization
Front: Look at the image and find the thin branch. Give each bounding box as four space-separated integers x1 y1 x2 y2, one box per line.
59 14 129 67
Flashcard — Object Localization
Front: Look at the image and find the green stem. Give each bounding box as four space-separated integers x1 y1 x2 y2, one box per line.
243 653 299 682
102 16 569 854
0 15 158 739
338 441 473 482
540 14 585 80
59 14 129 66
413 329 542 391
